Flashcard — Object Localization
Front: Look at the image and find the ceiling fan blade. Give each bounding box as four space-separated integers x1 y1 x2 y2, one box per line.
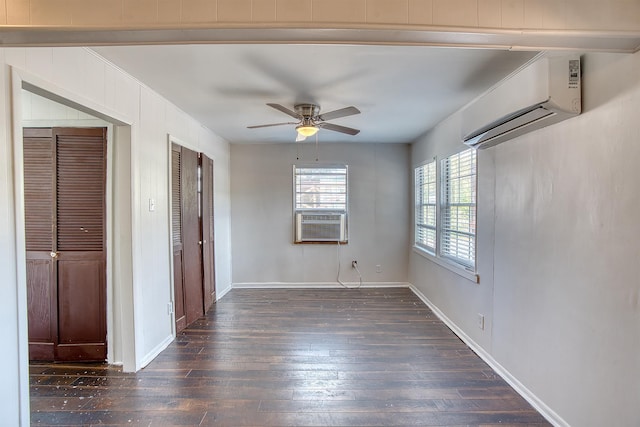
247 122 297 129
267 103 302 119
318 122 360 136
318 106 360 121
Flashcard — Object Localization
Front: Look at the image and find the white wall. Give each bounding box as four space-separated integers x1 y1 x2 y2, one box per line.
22 90 106 126
231 142 410 286
0 47 25 427
410 51 640 426
0 47 231 425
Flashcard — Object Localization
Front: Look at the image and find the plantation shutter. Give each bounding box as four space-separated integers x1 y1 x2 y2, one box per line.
415 161 437 252
441 149 476 268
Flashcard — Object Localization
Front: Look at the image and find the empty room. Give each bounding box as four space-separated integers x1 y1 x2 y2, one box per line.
1 2 639 426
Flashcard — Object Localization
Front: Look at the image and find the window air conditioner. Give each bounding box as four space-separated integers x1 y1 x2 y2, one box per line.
295 212 346 243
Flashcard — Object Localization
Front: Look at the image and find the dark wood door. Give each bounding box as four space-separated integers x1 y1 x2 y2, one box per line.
171 144 204 332
181 147 204 325
171 145 187 332
25 127 107 362
201 154 216 311
24 128 57 360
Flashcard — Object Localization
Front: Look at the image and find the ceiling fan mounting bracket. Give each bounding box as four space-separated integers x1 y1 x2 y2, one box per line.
294 104 320 119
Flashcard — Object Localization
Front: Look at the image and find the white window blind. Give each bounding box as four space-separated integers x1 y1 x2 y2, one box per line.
441 149 476 268
415 161 437 252
294 166 347 212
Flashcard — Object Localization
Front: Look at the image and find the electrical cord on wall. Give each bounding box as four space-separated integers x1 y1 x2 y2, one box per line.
336 240 362 289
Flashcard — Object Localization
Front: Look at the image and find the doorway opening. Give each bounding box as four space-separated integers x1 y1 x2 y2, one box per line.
18 87 135 367
12 68 136 423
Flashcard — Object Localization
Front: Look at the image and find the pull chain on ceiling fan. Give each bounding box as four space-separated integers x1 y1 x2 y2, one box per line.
248 103 361 141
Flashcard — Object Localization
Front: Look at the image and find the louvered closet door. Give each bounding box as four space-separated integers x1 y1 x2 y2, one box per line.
201 154 216 311
54 128 107 361
171 144 204 332
171 144 187 332
24 128 57 360
181 147 204 326
24 127 107 362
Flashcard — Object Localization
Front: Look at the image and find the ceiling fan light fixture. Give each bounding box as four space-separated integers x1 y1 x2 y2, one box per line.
296 125 319 137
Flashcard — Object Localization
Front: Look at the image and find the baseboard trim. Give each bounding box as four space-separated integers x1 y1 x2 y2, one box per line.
408 284 568 427
232 282 411 289
139 334 173 370
216 284 233 300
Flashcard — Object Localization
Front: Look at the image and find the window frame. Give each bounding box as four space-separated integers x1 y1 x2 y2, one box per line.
439 148 477 270
413 149 478 282
292 164 349 244
414 159 437 254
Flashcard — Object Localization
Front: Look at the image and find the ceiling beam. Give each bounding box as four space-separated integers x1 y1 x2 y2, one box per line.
1 26 639 53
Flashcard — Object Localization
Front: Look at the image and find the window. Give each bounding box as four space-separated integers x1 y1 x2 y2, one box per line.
415 160 437 253
293 165 348 243
294 165 347 212
440 149 476 269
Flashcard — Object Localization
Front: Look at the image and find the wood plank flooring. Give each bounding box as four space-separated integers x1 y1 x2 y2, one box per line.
30 288 550 426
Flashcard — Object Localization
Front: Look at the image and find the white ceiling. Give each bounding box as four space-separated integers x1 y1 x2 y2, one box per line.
92 44 538 144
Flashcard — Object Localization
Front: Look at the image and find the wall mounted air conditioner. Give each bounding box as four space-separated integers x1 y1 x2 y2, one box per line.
462 55 581 149
295 211 346 243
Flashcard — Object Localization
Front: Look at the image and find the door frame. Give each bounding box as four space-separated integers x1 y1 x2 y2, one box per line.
10 67 137 423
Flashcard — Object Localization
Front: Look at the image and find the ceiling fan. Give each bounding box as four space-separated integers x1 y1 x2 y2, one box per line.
248 103 361 141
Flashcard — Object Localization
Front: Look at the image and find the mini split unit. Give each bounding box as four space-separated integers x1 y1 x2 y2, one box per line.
462 55 581 149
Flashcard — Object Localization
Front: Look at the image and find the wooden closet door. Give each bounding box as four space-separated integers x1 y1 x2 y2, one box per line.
54 128 107 361
201 154 216 311
171 144 204 332
181 147 204 325
24 127 107 362
171 144 187 332
24 128 57 360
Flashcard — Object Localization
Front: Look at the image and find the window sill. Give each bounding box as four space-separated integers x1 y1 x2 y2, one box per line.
412 246 479 284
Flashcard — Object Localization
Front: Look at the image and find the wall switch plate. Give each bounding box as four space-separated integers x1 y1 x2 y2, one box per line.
149 198 156 212
167 302 174 315
478 314 485 330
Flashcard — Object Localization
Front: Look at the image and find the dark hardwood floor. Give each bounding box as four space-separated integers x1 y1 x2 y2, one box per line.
30 288 550 426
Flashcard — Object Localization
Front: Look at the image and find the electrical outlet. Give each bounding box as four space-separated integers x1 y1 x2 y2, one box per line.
375 264 382 273
478 314 485 330
351 260 357 268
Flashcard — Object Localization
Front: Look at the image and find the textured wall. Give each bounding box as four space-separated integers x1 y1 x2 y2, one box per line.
410 50 640 426
231 142 410 286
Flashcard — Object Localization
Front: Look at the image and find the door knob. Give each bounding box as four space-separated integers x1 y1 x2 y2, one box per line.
50 252 59 259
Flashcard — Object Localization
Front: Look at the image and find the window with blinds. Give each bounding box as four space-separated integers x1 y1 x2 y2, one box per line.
294 166 347 212
440 149 477 269
415 160 437 253
293 165 348 243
